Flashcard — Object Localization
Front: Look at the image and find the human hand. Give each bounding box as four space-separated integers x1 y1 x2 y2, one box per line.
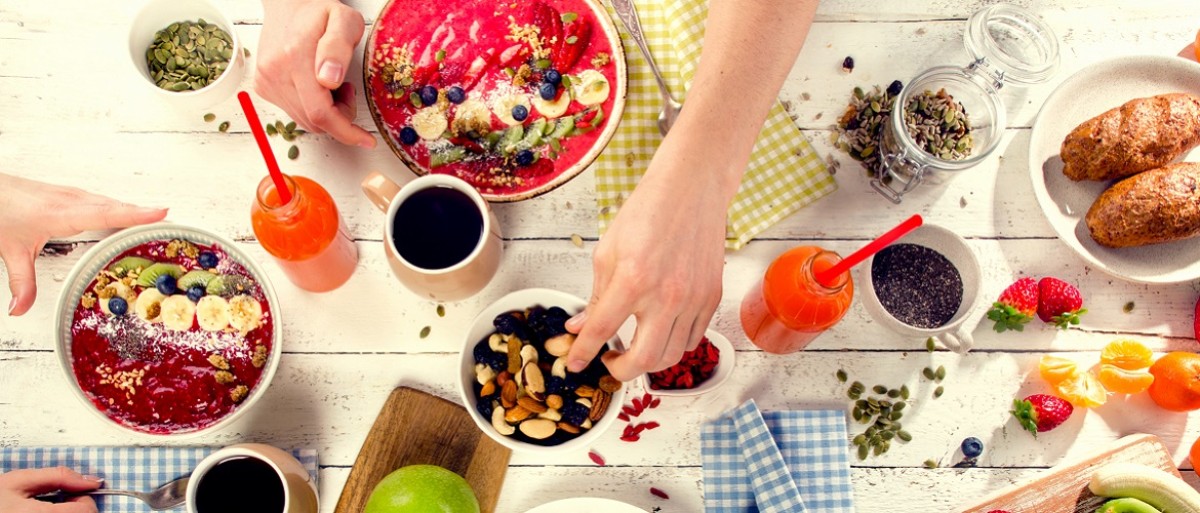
256 0 375 148
564 143 730 381
0 467 103 513
0 174 167 316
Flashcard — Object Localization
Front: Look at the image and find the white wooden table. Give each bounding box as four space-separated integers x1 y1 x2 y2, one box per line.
2 1 1199 511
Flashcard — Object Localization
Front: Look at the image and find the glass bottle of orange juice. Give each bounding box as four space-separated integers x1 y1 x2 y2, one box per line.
251 174 357 292
740 246 854 354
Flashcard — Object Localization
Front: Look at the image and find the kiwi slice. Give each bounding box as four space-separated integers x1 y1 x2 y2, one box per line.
177 270 218 290
548 116 575 139
206 274 252 296
135 263 185 287
108 256 154 277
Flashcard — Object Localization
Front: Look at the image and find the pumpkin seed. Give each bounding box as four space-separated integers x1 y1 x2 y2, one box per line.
894 401 906 412
850 381 865 393
847 389 860 400
900 386 910 400
935 365 946 381
436 304 445 317
218 121 230 132
853 434 866 446
266 123 277 136
872 385 887 395
897 430 912 442
934 386 944 398
419 326 431 338
881 430 895 440
858 444 869 460
924 459 938 469
926 337 936 352
923 367 936 380
145 19 232 92
1123 301 1135 313
836 369 848 382
287 145 299 160
203 113 215 122
887 389 900 399
890 411 903 421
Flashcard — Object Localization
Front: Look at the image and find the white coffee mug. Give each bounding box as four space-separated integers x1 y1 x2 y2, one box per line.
186 444 317 513
859 224 983 353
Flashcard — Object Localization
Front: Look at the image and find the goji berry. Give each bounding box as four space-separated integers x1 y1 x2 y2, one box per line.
650 487 670 500
588 450 606 466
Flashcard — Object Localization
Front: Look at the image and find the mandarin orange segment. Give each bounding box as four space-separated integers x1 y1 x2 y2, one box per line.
1038 355 1079 386
1054 370 1108 408
1100 339 1154 370
1097 364 1155 395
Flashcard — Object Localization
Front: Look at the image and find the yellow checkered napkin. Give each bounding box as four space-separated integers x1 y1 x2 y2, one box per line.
596 0 836 250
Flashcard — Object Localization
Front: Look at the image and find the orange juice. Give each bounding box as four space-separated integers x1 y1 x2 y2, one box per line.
740 246 854 354
251 174 357 292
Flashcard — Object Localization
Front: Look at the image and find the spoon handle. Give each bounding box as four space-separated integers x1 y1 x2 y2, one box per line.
609 0 679 103
36 489 145 503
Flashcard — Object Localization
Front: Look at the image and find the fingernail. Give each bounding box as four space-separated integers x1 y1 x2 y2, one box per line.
83 475 104 483
568 359 588 372
359 137 376 149
318 61 345 85
566 311 587 328
7 298 14 316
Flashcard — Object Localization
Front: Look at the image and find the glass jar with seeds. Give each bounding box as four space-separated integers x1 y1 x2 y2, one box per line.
127 0 245 109
868 4 1059 203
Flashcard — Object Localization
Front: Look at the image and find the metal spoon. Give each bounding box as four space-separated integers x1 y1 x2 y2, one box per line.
609 0 684 135
37 476 189 510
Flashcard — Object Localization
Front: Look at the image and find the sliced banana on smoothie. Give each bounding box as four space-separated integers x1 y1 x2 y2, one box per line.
160 295 196 331
228 295 264 332
532 88 571 118
196 295 231 332
134 288 166 323
572 69 610 106
99 282 137 316
411 106 449 140
492 94 531 126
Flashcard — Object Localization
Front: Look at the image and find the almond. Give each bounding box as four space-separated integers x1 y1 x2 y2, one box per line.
557 422 581 434
589 389 610 422
504 405 532 424
519 418 557 440
480 379 497 397
518 396 548 414
501 379 518 409
599 375 622 393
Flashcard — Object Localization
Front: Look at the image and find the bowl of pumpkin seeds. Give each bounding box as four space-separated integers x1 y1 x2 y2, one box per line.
128 0 245 109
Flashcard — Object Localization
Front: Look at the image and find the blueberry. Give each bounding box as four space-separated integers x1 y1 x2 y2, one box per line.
539 82 557 101
544 69 562 86
447 86 466 104
493 313 525 335
475 398 494 419
511 104 529 122
108 297 128 316
187 285 206 303
887 80 904 97
842 55 855 72
515 149 534 167
419 85 439 106
155 274 178 295
399 126 419 145
961 437 984 458
562 403 589 426
197 251 219 269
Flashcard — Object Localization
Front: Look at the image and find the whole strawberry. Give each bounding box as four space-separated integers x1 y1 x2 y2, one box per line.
1037 277 1086 330
987 277 1038 333
1011 394 1074 437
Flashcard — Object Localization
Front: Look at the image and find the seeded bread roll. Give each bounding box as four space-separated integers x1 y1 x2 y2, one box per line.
1061 93 1200 181
1085 162 1200 248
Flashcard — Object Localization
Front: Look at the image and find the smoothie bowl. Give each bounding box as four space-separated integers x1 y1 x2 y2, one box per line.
364 0 627 201
55 224 282 438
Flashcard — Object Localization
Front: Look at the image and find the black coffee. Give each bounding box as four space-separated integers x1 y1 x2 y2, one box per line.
392 186 483 270
872 243 963 329
195 456 285 513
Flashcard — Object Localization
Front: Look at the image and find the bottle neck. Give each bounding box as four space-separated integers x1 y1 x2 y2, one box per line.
801 250 848 296
256 175 306 221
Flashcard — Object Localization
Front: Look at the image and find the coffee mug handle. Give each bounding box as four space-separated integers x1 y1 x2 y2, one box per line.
361 171 403 213
937 327 973 354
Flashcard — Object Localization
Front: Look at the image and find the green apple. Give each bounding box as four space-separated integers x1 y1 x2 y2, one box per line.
363 465 480 513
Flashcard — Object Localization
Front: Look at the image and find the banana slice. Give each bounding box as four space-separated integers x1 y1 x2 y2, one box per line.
196 295 231 332
160 295 196 331
134 288 167 323
572 69 610 106
491 94 531 126
532 88 571 119
411 106 449 140
99 282 137 316
228 295 264 332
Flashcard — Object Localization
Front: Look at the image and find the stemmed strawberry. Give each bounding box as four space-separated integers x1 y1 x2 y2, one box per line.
554 16 592 70
1036 277 1086 330
1011 394 1074 437
987 277 1039 333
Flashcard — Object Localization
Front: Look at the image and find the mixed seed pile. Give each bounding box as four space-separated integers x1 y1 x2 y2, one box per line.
146 19 234 92
834 83 901 178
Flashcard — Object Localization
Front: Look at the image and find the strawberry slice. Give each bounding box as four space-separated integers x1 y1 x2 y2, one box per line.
532 2 563 56
554 17 592 70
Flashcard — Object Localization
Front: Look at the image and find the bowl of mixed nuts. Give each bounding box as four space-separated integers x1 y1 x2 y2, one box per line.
127 0 245 110
458 288 627 453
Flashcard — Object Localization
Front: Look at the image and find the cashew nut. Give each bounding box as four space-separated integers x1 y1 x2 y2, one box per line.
488 333 507 352
520 344 539 366
552 357 567 379
475 363 497 385
491 404 515 435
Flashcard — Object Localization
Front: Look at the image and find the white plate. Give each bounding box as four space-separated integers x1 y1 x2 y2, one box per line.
1028 55 1200 283
524 497 646 513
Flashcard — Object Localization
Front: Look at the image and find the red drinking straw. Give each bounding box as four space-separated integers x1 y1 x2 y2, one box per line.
815 214 923 287
236 91 292 204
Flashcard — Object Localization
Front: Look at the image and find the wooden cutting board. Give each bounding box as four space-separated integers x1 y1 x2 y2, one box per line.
961 433 1182 512
333 387 512 513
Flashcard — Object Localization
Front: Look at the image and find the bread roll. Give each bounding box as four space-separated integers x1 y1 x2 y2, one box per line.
1086 162 1200 248
1061 93 1200 181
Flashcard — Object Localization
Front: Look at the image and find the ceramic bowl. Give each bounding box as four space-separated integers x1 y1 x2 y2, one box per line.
458 288 626 453
54 223 282 439
127 0 245 110
637 329 736 397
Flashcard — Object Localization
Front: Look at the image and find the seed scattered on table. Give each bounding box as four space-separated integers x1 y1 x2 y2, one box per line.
935 365 946 381
570 233 584 248
266 123 278 136
1123 301 1135 313
287 145 299 160
203 113 215 123
924 459 939 469
419 326 431 338
923 367 936 380
836 369 848 382
218 121 230 133
436 304 445 317
934 386 945 398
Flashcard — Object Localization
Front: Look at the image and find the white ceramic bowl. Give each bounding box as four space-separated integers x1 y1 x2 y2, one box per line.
637 329 735 397
458 288 626 453
127 0 245 110
54 223 283 439
525 497 646 513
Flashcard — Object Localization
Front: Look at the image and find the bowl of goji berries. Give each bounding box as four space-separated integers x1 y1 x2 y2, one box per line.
640 329 735 396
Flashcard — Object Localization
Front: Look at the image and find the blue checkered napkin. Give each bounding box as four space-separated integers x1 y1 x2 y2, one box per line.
731 400 807 513
0 447 318 512
702 401 855 513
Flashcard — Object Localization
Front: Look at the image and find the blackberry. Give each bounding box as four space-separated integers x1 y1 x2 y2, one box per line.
475 398 494 419
493 312 525 336
562 403 589 426
547 376 572 396
472 340 506 371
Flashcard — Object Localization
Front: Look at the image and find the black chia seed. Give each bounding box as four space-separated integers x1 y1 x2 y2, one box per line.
871 243 963 329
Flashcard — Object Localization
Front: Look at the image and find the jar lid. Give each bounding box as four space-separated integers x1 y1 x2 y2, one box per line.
963 4 1059 86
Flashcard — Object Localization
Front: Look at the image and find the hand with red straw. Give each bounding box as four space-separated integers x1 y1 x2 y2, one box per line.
815 214 923 287
237 91 292 204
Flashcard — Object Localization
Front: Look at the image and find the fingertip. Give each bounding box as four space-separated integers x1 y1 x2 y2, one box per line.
565 311 588 333
317 60 345 89
359 135 377 149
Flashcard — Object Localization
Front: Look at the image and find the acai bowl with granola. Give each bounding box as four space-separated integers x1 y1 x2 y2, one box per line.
55 224 282 438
